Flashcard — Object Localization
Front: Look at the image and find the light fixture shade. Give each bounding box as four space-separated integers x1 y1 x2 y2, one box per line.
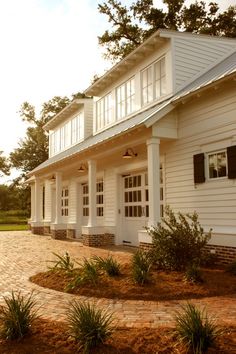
78 164 86 172
122 148 137 159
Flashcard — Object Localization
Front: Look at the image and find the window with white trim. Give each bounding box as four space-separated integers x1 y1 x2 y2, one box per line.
61 188 69 216
208 150 227 179
96 181 104 217
82 184 89 217
141 57 166 106
117 77 135 120
96 93 113 131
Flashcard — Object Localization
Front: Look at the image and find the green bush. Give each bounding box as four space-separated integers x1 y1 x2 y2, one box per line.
175 303 221 353
0 291 38 340
226 260 236 276
93 255 121 277
132 250 152 285
200 251 218 268
48 252 74 273
184 264 203 284
66 258 100 291
147 206 211 271
67 301 113 353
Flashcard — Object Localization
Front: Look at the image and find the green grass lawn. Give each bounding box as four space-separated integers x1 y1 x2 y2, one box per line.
0 224 29 231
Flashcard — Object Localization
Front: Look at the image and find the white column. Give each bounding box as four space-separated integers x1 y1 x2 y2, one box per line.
44 179 52 222
30 183 35 221
34 177 41 223
68 178 78 224
147 137 160 227
88 160 97 227
54 172 62 224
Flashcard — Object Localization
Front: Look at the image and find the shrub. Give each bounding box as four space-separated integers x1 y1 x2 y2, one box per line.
67 301 113 352
0 291 38 340
93 255 121 277
48 252 74 273
66 258 100 291
132 250 152 285
175 303 221 354
200 251 218 268
184 264 203 284
148 206 211 271
226 259 236 276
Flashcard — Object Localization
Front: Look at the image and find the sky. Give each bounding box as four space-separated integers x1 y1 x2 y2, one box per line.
0 0 235 183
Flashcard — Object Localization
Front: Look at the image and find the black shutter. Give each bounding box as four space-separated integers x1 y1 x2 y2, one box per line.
193 153 205 184
227 145 236 179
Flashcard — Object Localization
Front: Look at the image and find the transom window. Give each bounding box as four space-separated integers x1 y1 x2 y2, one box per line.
208 150 227 179
141 57 166 106
61 188 69 216
116 77 135 120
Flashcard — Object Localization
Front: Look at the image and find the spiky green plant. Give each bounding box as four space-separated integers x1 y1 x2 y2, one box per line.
0 291 38 340
93 255 121 277
67 301 113 353
132 250 152 285
184 264 203 284
175 303 221 354
79 258 100 285
48 251 74 273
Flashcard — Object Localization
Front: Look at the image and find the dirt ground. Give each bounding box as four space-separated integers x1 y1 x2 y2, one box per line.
30 265 236 301
0 319 235 354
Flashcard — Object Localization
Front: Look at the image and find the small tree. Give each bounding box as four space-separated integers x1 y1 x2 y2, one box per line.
147 206 211 271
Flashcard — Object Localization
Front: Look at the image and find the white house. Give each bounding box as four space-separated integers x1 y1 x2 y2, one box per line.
28 29 236 263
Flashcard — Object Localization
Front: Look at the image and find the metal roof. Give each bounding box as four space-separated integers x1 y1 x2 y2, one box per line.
30 99 172 174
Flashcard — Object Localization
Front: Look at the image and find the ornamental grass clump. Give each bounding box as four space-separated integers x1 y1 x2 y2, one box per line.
184 264 203 284
132 250 152 285
67 301 113 353
66 258 100 291
148 206 211 271
48 251 74 273
93 255 121 277
0 291 38 340
175 303 221 354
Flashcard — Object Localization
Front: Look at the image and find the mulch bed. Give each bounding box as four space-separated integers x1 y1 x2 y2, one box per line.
30 264 236 301
0 319 235 353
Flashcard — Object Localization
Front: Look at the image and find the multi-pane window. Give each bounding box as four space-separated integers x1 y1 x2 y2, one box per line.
117 77 135 120
124 175 143 218
96 93 113 131
61 188 69 216
96 181 104 217
82 184 89 217
208 151 227 179
141 57 166 105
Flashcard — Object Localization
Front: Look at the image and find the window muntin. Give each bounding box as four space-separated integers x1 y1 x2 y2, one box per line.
96 93 113 131
208 150 227 179
61 188 69 216
96 181 104 217
82 184 89 217
141 57 166 106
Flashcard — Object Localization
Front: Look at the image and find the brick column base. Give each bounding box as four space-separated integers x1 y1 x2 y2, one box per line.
51 229 67 240
43 226 51 235
205 244 236 265
67 229 76 239
31 226 44 235
139 242 153 252
82 233 115 247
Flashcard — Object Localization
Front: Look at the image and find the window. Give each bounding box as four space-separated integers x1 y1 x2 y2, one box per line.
208 151 227 179
96 93 113 131
82 184 89 217
61 188 69 216
117 77 135 120
141 57 166 106
96 181 104 217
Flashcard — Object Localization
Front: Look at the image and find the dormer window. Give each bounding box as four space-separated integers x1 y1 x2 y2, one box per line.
141 57 166 106
96 93 113 131
116 77 135 120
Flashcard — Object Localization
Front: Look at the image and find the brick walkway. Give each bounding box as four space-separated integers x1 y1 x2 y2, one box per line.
0 231 235 328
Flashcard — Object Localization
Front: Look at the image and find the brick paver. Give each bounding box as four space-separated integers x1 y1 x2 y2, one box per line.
0 231 235 327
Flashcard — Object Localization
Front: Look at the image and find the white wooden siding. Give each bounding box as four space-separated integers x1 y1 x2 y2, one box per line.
164 83 236 231
84 100 93 139
173 37 235 91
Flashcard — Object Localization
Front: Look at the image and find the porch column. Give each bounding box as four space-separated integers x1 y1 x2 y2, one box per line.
67 178 79 238
44 179 52 222
88 160 97 227
54 172 62 224
147 137 160 227
30 183 35 221
34 177 41 223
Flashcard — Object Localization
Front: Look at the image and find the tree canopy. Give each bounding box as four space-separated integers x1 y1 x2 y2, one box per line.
98 0 236 61
0 151 10 177
10 93 85 179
